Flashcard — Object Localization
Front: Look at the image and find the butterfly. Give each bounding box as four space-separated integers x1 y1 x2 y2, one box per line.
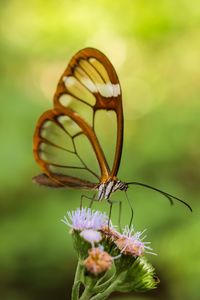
33 47 191 211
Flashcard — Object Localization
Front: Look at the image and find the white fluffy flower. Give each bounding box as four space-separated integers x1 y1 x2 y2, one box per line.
61 208 109 230
80 229 102 244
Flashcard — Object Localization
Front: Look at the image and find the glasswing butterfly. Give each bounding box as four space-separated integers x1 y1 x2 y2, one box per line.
33 48 191 212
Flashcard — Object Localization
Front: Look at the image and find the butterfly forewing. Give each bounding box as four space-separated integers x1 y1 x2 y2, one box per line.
33 48 124 188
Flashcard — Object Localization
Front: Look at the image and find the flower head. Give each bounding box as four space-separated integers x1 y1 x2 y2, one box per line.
115 226 154 257
61 208 109 231
83 247 113 276
80 229 102 244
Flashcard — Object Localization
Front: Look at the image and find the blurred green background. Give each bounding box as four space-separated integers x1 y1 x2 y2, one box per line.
0 0 200 299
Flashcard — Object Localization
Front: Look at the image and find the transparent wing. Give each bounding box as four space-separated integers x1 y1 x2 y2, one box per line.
34 109 103 186
53 48 124 179
33 48 124 187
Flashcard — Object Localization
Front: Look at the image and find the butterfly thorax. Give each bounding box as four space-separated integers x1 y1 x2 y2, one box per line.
97 179 128 201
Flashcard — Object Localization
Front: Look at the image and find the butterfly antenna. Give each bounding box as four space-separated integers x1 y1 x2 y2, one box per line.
127 182 192 212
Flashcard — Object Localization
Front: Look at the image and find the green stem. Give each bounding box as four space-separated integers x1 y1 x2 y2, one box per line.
90 278 121 300
79 279 97 300
93 273 117 293
79 285 91 300
71 258 82 300
95 271 108 286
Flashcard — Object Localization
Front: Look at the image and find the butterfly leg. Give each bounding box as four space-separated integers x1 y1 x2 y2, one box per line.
80 193 97 209
89 193 97 208
107 198 122 232
118 200 122 232
107 199 113 231
124 191 134 228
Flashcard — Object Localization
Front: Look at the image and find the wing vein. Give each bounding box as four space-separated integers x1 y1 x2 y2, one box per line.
87 59 107 83
61 89 94 108
40 138 75 154
72 135 100 180
48 163 86 169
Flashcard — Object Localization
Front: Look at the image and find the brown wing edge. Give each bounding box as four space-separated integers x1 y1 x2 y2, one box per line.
33 173 97 189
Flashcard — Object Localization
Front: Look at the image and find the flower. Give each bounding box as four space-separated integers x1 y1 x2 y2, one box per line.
80 229 102 244
64 208 159 298
61 208 109 231
83 247 113 276
115 226 155 257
